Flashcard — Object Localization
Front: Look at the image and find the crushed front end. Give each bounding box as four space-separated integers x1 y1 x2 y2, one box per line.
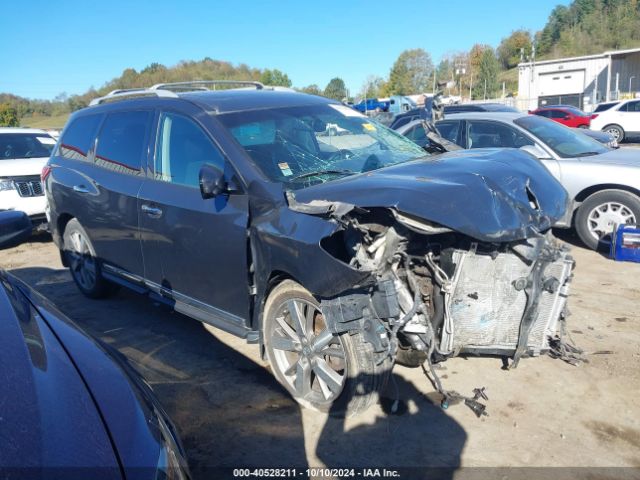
318 208 575 369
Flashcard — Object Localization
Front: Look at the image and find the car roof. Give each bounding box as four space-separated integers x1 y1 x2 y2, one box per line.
440 112 527 121
0 127 50 135
85 89 339 115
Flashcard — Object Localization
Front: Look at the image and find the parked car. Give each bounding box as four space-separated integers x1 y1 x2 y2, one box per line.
530 105 593 128
397 118 619 150
46 82 573 416
386 102 520 129
0 127 56 229
439 95 461 105
0 212 190 479
436 112 640 249
352 98 390 113
590 98 640 142
444 103 520 114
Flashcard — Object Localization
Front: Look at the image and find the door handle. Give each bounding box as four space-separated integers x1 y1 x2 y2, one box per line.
141 204 163 218
73 184 90 193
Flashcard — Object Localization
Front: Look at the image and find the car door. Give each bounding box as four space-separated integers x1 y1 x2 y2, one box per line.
465 119 563 179
81 110 152 277
138 109 251 327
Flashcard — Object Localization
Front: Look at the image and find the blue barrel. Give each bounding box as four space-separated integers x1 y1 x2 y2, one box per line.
610 225 640 263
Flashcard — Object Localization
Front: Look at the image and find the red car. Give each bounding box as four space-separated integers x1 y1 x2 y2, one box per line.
530 105 594 128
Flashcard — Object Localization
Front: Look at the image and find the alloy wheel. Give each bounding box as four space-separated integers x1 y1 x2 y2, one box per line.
67 230 97 291
269 298 347 404
605 127 622 141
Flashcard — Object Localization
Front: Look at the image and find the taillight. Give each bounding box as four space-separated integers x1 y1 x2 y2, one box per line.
591 113 598 119
41 165 51 182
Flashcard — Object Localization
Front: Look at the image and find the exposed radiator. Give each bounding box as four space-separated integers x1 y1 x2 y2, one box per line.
439 248 573 355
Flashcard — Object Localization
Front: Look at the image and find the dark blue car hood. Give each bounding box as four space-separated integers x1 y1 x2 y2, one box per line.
0 272 121 477
292 148 569 242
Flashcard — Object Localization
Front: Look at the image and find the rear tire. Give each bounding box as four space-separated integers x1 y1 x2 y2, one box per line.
603 124 625 142
575 190 640 250
63 219 118 299
262 280 391 417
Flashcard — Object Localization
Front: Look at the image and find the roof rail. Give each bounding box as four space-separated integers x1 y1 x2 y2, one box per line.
89 88 178 106
150 80 265 91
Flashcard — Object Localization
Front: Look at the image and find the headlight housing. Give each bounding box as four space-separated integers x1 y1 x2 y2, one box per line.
155 408 190 480
0 179 15 192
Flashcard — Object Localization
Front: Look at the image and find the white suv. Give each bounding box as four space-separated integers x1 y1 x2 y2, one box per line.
0 128 56 227
590 99 640 142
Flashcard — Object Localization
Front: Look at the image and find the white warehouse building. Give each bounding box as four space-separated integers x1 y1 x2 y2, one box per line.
518 47 640 112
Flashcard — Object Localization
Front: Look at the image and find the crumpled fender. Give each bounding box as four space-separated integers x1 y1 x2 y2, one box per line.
290 148 569 243
246 181 371 330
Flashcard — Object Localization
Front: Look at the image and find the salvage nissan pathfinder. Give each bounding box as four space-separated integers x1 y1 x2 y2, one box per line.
45 81 575 416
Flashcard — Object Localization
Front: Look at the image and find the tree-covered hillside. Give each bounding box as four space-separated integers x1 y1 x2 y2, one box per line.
537 0 640 58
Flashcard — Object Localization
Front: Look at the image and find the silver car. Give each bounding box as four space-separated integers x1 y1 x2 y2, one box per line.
401 112 640 250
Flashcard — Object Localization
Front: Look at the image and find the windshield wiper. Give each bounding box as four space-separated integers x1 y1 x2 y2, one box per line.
290 169 355 181
568 151 601 157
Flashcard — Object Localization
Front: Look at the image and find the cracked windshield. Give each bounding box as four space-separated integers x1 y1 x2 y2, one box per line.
219 103 427 187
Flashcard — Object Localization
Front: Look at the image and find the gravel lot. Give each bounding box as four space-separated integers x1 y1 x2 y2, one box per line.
1 232 639 479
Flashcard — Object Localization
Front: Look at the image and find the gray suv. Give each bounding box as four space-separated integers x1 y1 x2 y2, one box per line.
46 82 574 416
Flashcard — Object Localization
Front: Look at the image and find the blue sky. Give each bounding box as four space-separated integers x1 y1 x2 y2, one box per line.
1 0 569 100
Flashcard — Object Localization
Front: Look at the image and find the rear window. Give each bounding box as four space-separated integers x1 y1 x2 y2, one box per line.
0 133 55 160
95 111 151 174
594 102 619 112
59 114 102 161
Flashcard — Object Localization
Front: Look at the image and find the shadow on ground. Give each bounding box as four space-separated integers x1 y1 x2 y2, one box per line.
10 265 466 479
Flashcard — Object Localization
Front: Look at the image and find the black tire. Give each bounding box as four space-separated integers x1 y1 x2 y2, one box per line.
263 280 391 417
603 124 625 142
63 218 118 299
575 190 640 250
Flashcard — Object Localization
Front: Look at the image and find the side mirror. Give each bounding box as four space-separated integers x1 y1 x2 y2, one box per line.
199 163 227 199
520 144 550 159
0 211 32 249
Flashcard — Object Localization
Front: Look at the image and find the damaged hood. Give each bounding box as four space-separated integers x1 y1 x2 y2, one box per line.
290 148 569 242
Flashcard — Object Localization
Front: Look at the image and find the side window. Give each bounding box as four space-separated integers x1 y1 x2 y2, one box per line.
392 116 411 129
58 114 102 161
467 121 534 149
625 101 640 112
155 113 225 188
95 111 150 174
535 110 550 118
550 110 567 119
404 125 428 145
436 121 460 145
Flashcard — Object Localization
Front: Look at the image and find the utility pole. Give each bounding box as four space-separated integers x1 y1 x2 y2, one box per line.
469 73 473 101
483 79 487 100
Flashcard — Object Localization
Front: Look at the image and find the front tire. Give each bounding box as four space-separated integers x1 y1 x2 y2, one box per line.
575 190 640 250
262 280 391 417
63 218 118 298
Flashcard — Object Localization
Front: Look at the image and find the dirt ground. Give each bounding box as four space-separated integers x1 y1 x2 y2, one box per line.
1 231 639 479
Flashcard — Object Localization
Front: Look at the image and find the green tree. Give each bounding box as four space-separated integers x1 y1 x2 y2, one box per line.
473 48 500 99
359 75 387 99
260 69 292 87
497 30 533 69
300 84 322 96
0 103 19 127
323 77 347 101
387 48 434 95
